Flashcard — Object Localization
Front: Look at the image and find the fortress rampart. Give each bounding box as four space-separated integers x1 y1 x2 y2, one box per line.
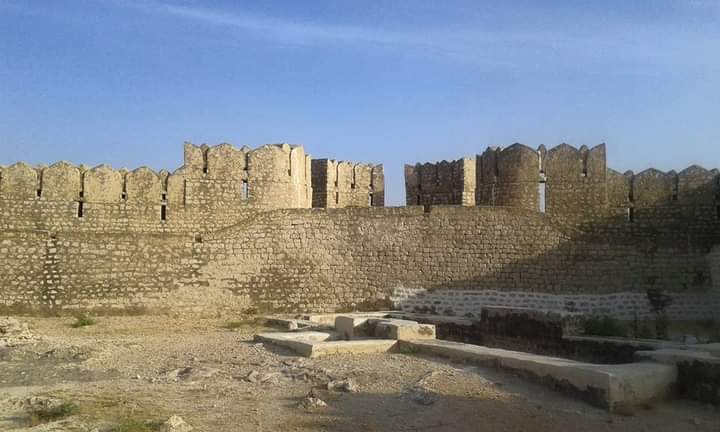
1 141 718 319
404 158 475 206
311 159 384 208
407 143 720 236
0 142 319 234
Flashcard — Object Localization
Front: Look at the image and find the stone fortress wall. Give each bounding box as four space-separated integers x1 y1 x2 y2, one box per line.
311 159 384 208
407 143 720 245
407 143 719 228
404 158 475 206
400 143 720 318
1 141 719 318
0 142 315 235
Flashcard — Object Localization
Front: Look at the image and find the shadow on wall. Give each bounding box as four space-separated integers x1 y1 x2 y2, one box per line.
196 170 719 315
395 163 720 319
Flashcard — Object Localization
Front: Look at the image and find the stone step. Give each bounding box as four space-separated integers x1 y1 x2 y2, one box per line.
402 338 676 412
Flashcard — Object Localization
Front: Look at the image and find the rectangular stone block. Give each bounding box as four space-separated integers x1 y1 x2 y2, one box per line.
335 316 373 340
372 319 436 341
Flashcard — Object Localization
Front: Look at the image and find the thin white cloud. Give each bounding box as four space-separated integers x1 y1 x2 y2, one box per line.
105 0 720 73
117 0 439 48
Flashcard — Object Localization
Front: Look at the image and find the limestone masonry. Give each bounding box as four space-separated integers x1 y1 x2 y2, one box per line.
1 141 718 318
311 159 384 208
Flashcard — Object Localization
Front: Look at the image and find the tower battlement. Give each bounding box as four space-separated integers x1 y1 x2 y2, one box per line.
406 143 719 231
311 159 384 208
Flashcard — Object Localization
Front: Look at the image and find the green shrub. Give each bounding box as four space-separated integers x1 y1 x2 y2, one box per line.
110 418 163 432
582 315 628 337
71 314 96 328
654 313 670 340
224 321 245 329
636 322 655 339
29 401 79 425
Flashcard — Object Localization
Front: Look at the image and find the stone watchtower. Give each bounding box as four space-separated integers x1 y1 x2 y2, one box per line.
311 159 384 208
404 158 475 206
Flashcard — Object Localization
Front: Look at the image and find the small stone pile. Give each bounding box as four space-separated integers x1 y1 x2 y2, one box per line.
0 317 36 347
160 415 193 432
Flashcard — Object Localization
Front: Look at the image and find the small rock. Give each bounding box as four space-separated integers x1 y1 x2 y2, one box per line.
159 415 193 432
245 371 260 383
163 368 187 380
299 396 327 410
408 387 435 406
292 372 310 382
23 396 67 413
308 387 330 400
260 372 281 385
327 379 358 393
0 317 35 347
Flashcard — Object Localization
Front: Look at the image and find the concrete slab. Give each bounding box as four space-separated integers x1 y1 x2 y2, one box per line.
635 349 720 365
254 331 397 358
255 331 334 342
303 312 393 327
334 315 437 341
402 339 676 411
264 317 330 331
254 331 334 357
373 319 436 341
309 340 398 358
567 336 720 357
688 343 720 357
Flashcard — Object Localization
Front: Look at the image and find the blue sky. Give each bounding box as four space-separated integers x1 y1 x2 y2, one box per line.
1 0 719 204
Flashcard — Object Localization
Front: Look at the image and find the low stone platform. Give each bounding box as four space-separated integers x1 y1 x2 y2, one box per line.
335 315 436 341
635 348 720 405
256 315 435 357
635 348 718 365
264 317 330 331
566 335 720 357
302 312 394 327
254 331 397 358
402 339 677 411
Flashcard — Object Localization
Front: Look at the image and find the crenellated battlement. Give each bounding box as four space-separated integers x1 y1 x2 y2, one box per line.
406 143 720 233
311 159 384 208
540 143 607 180
404 157 475 206
171 142 313 209
0 142 322 233
476 144 541 209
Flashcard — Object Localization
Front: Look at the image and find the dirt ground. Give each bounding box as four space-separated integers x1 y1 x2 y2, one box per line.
1 315 719 432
